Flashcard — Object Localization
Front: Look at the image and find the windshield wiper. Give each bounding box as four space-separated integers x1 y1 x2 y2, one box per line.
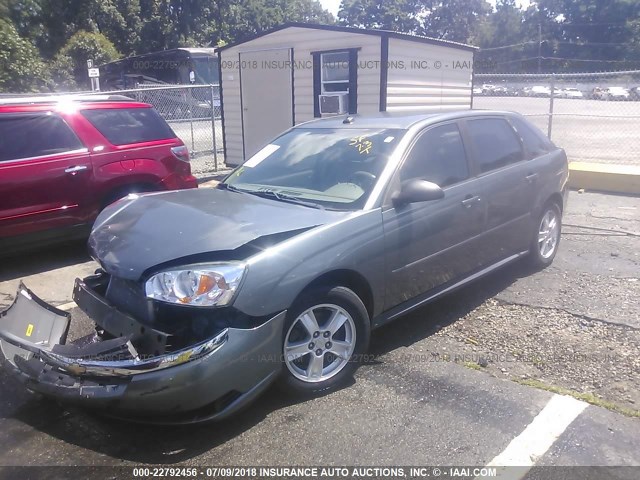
250 188 325 210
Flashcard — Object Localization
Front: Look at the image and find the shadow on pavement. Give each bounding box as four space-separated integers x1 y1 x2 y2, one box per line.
0 240 91 282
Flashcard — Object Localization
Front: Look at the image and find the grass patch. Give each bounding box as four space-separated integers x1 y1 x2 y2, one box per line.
514 378 640 419
460 361 482 371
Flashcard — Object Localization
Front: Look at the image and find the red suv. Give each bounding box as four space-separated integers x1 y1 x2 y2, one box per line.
0 95 198 253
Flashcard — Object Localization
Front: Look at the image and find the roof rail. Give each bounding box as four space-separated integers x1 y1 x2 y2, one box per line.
0 94 136 106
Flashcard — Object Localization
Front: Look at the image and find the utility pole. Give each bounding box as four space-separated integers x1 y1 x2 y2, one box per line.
538 24 542 73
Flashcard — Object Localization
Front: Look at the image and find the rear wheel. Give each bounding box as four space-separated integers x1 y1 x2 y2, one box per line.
527 202 562 269
278 286 370 395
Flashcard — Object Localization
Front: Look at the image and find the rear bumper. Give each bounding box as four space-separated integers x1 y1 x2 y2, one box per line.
0 283 285 423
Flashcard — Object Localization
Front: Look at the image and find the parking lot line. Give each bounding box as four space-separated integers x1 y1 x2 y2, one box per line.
56 301 76 312
482 394 589 478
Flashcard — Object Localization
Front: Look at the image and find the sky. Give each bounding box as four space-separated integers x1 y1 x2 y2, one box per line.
318 0 532 18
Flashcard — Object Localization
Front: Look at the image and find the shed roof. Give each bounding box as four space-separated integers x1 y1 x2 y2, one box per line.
218 22 478 53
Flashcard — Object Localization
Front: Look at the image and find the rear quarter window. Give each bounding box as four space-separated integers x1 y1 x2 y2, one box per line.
81 107 176 145
0 113 83 162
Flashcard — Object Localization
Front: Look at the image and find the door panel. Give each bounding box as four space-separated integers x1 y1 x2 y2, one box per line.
240 49 293 160
0 113 92 239
463 117 535 264
0 151 93 238
382 122 486 310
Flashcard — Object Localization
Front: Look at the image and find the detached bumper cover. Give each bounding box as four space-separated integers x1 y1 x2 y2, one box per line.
0 283 286 423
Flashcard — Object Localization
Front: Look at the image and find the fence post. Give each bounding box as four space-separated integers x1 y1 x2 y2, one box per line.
211 84 218 172
548 73 555 139
188 87 195 153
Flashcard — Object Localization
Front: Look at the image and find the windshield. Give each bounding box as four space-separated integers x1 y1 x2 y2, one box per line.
223 127 404 210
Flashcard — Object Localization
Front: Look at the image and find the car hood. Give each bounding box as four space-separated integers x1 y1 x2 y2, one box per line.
89 188 347 280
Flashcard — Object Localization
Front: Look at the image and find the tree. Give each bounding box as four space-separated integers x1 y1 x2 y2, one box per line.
0 19 48 92
338 0 421 32
50 30 120 90
337 0 490 43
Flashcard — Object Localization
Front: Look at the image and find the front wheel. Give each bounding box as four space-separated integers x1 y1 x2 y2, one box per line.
278 286 370 396
527 203 562 269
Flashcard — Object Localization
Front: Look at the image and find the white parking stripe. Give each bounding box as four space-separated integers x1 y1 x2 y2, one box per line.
56 301 76 311
480 394 588 479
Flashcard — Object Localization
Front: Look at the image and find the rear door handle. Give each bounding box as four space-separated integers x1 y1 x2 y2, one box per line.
65 165 88 174
462 195 481 208
525 173 539 184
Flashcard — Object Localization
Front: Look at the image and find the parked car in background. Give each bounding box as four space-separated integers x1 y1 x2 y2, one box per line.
555 88 583 99
590 87 607 100
630 86 640 101
528 86 551 97
0 95 198 254
481 84 496 95
0 110 568 423
602 87 630 101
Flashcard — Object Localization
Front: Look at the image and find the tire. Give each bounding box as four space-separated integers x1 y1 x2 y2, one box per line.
527 202 562 269
277 285 370 396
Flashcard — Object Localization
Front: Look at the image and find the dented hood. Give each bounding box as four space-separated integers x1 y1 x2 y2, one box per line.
89 188 346 280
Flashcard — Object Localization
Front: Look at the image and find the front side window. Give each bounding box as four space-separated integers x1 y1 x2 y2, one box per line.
81 108 176 145
0 113 83 162
224 127 404 210
467 118 525 173
400 123 469 188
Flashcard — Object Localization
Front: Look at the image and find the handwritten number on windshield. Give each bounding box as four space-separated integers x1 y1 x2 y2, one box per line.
349 136 373 155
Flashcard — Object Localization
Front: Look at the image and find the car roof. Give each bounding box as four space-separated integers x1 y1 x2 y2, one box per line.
0 95 150 113
0 94 150 109
296 110 522 130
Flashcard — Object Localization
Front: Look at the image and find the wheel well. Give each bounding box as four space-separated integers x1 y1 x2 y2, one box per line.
546 192 564 213
301 270 374 321
102 183 158 209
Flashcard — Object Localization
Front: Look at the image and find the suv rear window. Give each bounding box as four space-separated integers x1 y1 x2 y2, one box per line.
81 108 176 145
0 113 84 162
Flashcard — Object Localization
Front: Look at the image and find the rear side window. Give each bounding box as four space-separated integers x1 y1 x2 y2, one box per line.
81 108 176 145
401 123 469 188
467 118 525 173
509 116 554 159
0 113 83 162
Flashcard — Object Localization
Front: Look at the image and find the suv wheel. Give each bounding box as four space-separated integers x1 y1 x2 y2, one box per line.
528 203 562 269
278 286 370 395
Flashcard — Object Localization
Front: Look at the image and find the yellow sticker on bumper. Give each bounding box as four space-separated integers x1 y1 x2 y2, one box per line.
25 324 34 337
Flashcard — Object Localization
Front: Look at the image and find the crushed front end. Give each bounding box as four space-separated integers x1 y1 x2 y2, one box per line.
0 275 285 424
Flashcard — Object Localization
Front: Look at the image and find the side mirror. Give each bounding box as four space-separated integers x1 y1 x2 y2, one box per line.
392 179 444 207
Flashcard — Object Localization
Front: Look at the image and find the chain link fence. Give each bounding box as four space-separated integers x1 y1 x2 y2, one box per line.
473 71 640 166
90 84 224 177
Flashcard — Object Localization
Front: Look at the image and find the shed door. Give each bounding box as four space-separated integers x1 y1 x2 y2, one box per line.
240 49 293 160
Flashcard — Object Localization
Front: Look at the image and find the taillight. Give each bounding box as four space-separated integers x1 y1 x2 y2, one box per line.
171 145 190 162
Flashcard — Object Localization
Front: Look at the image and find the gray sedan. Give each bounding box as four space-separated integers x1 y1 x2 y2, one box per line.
0 111 568 423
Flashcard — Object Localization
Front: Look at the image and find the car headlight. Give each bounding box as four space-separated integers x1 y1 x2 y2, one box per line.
145 263 246 307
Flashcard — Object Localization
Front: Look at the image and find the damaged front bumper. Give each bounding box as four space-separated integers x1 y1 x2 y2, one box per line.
0 282 285 423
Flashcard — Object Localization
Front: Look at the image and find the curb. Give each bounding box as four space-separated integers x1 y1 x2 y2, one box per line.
569 162 640 195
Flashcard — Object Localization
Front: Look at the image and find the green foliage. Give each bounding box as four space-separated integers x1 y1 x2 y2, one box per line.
337 0 490 43
0 19 48 92
50 30 120 90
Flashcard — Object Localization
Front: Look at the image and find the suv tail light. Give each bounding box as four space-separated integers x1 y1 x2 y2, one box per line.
171 145 190 162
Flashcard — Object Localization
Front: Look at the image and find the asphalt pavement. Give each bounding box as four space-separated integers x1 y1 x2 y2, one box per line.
0 191 637 475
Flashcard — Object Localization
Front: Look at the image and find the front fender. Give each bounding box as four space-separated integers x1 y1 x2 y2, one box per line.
233 209 386 319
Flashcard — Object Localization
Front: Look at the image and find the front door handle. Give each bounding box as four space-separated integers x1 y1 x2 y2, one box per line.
65 165 88 175
525 173 539 184
462 195 481 208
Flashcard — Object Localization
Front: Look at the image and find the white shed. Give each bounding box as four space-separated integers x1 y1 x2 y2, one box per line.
218 23 476 166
